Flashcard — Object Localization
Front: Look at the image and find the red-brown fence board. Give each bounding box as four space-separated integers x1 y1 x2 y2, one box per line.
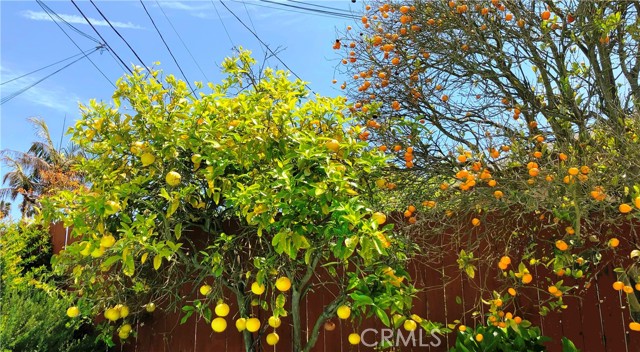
49 217 640 352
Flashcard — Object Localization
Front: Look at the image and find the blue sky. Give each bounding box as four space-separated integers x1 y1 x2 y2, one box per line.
1 0 358 218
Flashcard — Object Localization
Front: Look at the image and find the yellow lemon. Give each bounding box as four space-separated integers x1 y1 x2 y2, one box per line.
326 139 340 152
166 171 182 187
348 333 361 345
266 332 280 345
337 305 351 320
372 212 387 225
104 308 120 321
145 302 156 313
211 317 227 332
100 235 116 248
119 305 129 318
66 306 80 318
200 285 212 296
268 316 281 328
235 318 247 331
141 153 155 167
403 319 417 331
251 282 265 295
118 329 130 339
246 318 261 332
214 303 230 317
118 323 132 339
104 200 121 215
275 277 291 292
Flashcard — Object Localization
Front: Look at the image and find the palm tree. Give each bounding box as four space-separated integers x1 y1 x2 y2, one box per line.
0 201 10 219
0 117 85 218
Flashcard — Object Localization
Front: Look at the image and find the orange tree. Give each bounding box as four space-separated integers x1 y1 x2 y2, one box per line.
41 50 443 351
334 0 640 338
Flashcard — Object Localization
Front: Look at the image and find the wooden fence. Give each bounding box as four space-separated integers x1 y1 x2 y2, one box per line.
49 218 640 352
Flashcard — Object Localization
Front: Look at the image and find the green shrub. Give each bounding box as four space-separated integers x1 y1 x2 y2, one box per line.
0 221 103 351
452 322 579 352
0 285 101 352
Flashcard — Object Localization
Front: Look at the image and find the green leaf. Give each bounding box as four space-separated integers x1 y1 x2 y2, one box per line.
374 307 390 327
153 255 162 270
350 293 374 306
174 223 183 240
101 255 121 270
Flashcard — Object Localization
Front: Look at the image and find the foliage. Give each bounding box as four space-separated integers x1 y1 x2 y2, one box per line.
0 117 85 218
41 49 433 351
452 321 562 352
0 221 101 352
0 285 101 352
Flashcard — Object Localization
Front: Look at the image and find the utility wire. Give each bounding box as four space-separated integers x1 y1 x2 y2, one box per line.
155 0 210 82
241 0 258 33
36 0 116 88
287 0 356 14
219 1 315 94
88 0 149 72
211 0 235 48
1 47 100 105
70 0 133 74
1 48 90 86
37 0 101 44
231 0 350 20
259 0 358 19
140 0 196 95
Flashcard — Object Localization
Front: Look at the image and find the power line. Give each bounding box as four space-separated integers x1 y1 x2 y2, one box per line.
155 0 210 82
36 0 116 88
211 0 235 48
259 0 357 19
1 47 100 105
139 0 196 95
88 0 149 72
69 0 133 74
219 1 315 94
1 48 90 86
287 0 356 14
37 0 101 44
231 0 351 20
241 0 258 33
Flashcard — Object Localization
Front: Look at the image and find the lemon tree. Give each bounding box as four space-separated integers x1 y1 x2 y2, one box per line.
42 50 434 351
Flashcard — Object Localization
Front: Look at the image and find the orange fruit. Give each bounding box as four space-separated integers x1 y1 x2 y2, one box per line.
630 322 640 331
568 167 579 176
541 10 551 20
609 238 620 248
613 281 625 290
620 204 633 213
471 218 481 226
555 240 568 251
522 273 533 284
